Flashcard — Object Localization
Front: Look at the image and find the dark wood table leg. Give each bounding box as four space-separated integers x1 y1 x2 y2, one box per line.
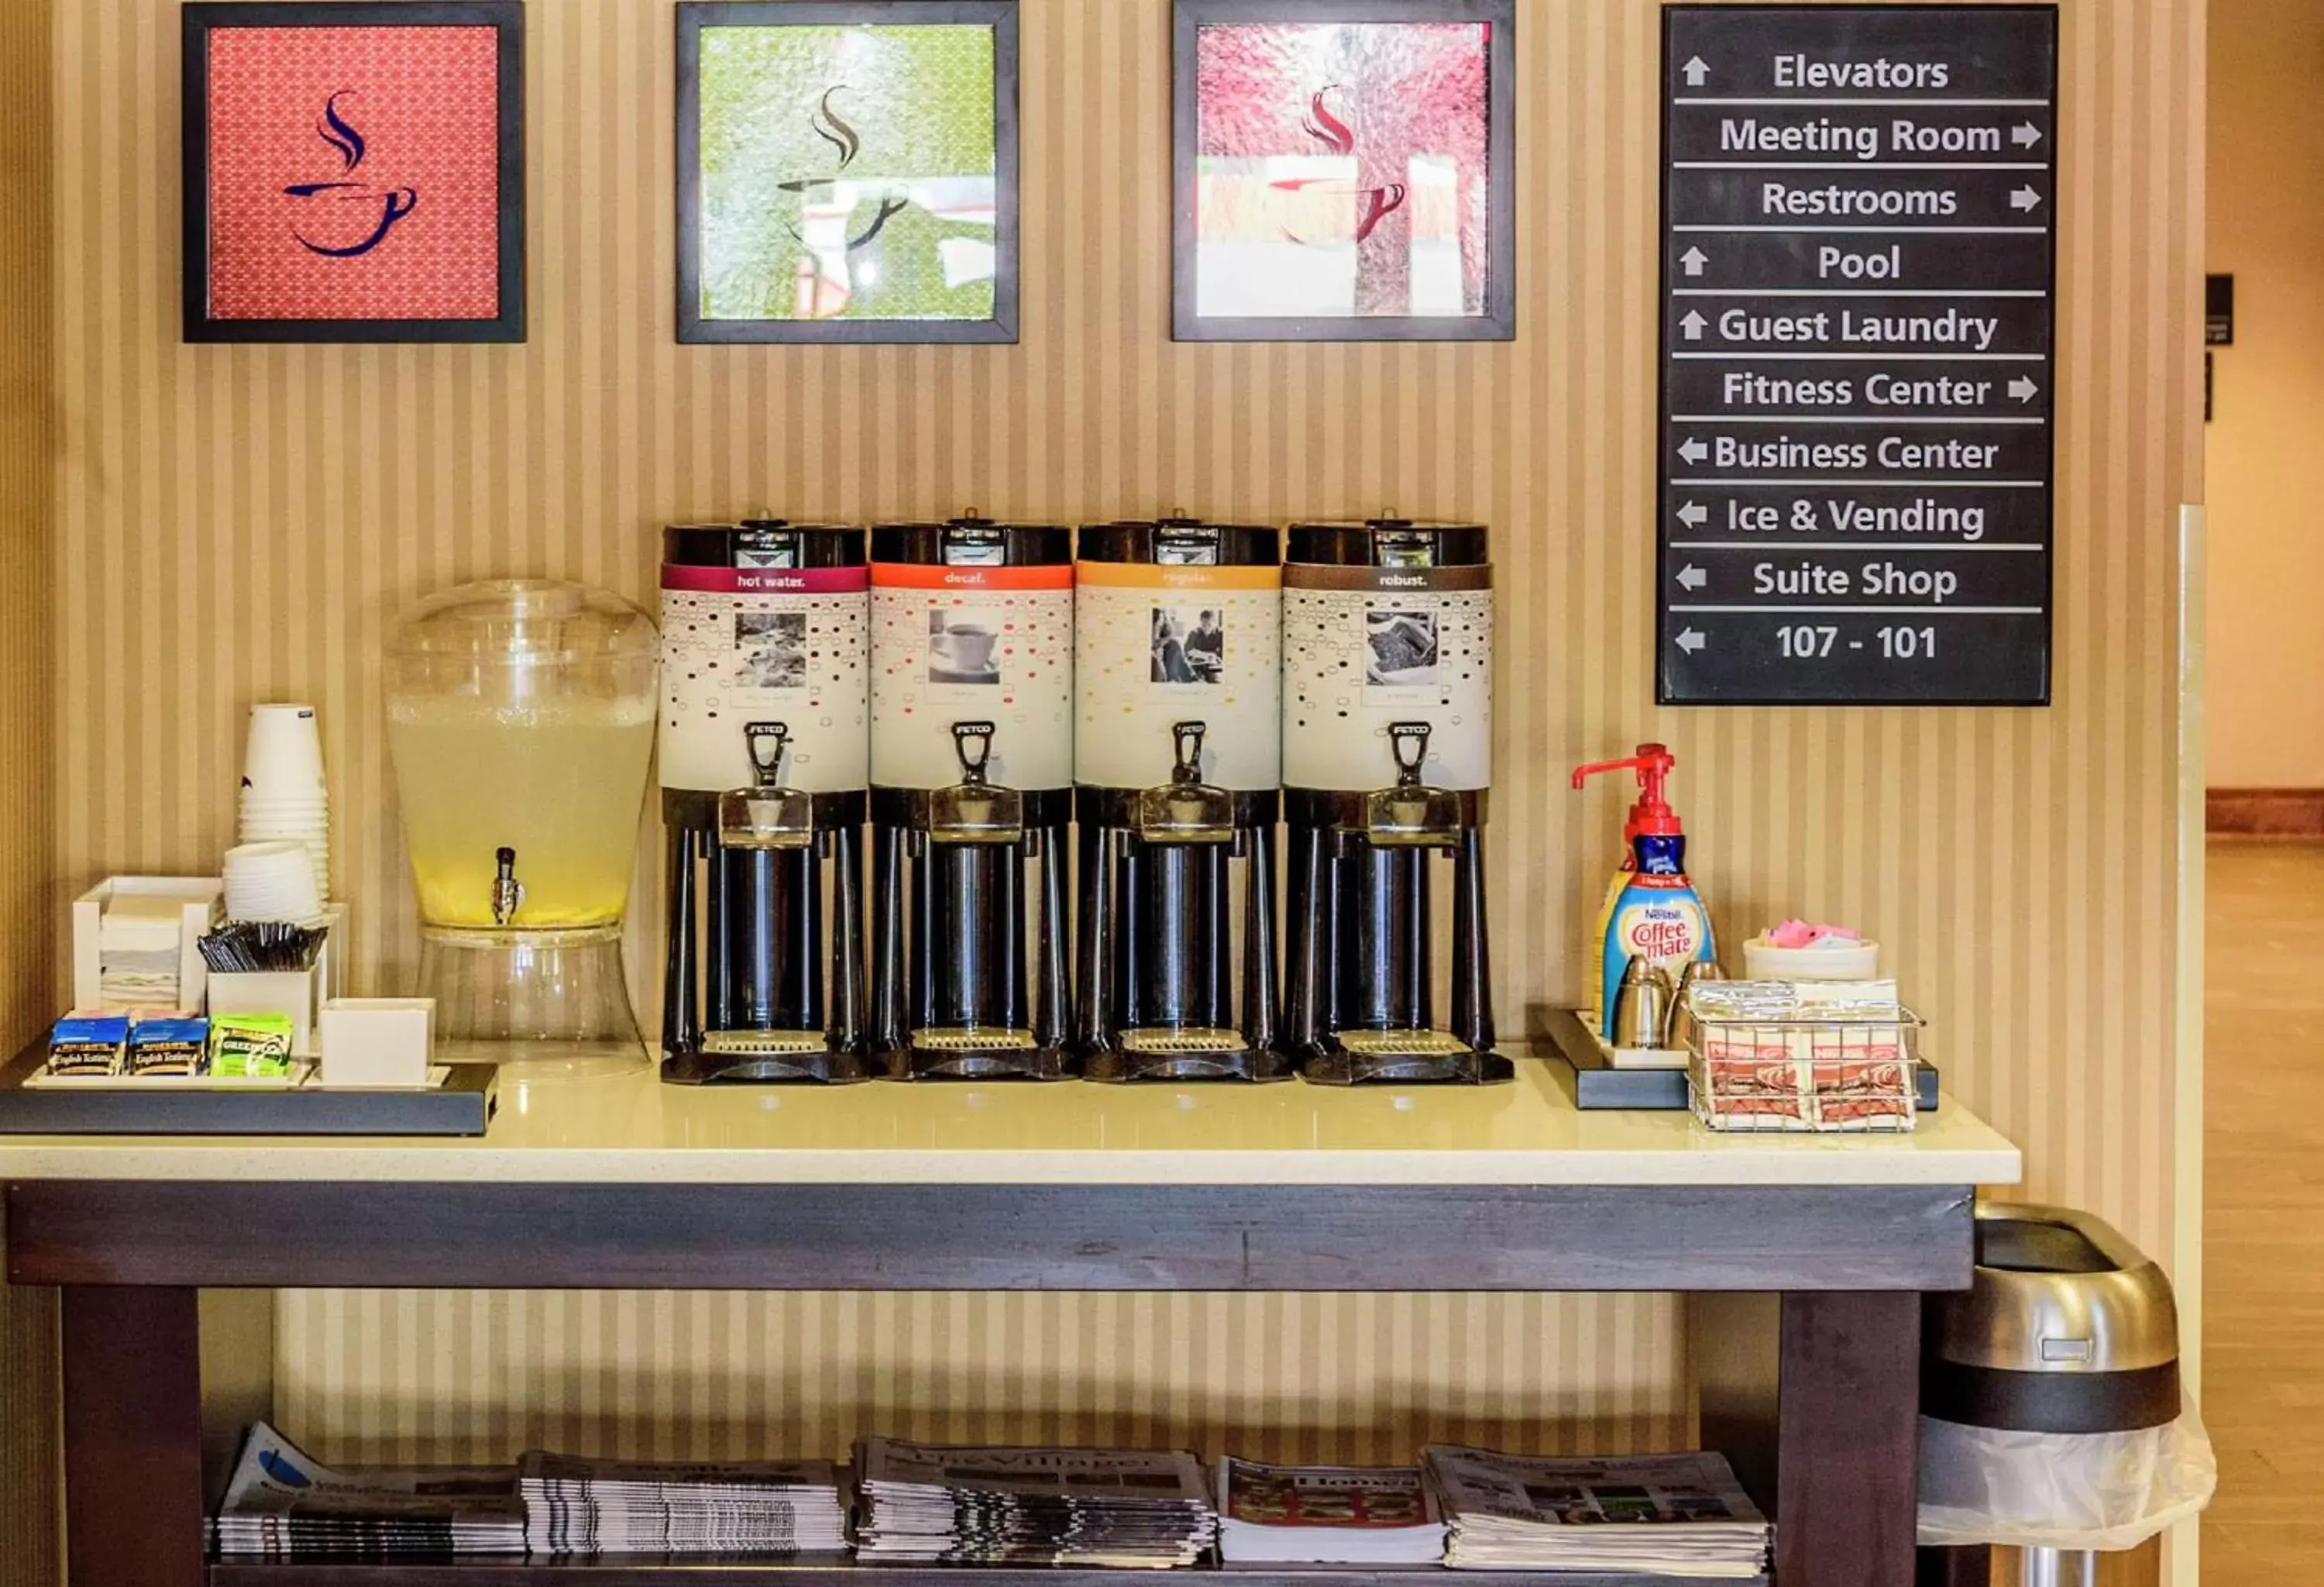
1917 1544 1995 1586
61 1286 204 1587
1777 1290 1922 1587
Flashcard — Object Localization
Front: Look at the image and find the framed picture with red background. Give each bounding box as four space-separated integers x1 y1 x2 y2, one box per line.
182 1 525 342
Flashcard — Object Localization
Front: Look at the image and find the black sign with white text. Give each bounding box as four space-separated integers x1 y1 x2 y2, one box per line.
1658 5 2059 706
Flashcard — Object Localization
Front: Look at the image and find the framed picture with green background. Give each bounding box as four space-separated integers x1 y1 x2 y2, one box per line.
677 0 1019 343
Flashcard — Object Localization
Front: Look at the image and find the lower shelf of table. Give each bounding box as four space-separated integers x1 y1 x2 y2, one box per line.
208 1562 1765 1587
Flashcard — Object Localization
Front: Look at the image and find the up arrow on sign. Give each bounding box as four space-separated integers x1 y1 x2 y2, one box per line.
1680 310 1708 340
1676 565 1707 592
2009 376 2040 403
1679 246 1708 277
1681 56 1710 87
1676 629 1707 655
2010 186 2044 212
2012 122 2043 148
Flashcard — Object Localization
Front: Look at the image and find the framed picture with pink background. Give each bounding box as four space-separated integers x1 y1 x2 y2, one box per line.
1172 0 1515 341
181 2 525 342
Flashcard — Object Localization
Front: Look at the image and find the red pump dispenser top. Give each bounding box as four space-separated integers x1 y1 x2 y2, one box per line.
1569 744 1683 838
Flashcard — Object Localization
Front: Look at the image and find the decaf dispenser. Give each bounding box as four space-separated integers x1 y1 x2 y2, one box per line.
1074 518 1286 1081
1281 518 1508 1084
868 515 1075 1079
656 522 873 1083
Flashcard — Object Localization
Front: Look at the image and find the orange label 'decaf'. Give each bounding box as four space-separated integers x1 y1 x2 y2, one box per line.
1071 562 1280 592
869 563 1074 591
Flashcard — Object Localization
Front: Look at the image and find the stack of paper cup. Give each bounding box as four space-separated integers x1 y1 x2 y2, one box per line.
239 703 329 897
223 840 325 923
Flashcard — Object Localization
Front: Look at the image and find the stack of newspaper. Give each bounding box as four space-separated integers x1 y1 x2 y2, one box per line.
209 1422 524 1558
1215 1457 1447 1565
517 1452 847 1556
1423 1448 1769 1577
854 1437 1217 1567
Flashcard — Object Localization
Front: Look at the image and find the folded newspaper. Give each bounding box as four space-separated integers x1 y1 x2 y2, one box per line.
518 1451 847 1556
854 1437 1217 1568
1215 1457 1447 1565
210 1421 524 1558
1423 1447 1769 1577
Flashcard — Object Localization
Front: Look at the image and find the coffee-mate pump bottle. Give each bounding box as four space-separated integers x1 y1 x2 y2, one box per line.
1572 745 1714 1043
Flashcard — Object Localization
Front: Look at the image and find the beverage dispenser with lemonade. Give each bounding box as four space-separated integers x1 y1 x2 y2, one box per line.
386 580 658 1070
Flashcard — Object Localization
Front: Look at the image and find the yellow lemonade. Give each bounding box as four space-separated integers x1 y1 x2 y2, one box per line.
387 696 655 928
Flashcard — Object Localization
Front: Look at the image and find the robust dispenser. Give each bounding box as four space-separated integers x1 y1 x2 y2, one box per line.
868 515 1075 1079
657 522 873 1083
384 580 658 1072
1281 518 1507 1084
1074 518 1285 1081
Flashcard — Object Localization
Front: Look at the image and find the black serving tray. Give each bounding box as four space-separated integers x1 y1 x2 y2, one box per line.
1542 1007 1941 1114
0 1040 497 1136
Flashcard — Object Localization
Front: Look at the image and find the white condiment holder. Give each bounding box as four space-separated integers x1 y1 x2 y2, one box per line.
202 904 347 1057
72 877 225 1014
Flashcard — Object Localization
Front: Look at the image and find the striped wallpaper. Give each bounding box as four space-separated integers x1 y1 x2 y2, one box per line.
0 0 59 1577
34 0 2199 1516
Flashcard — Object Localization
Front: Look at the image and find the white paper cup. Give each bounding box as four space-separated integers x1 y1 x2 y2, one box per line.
242 704 327 800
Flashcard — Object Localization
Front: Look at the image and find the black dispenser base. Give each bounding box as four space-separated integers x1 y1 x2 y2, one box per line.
1300 1038 1514 1086
1083 1041 1294 1083
878 1040 1074 1082
660 1046 874 1085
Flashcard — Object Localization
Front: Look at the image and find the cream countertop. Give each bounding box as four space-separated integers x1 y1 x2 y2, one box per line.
0 1052 2022 1187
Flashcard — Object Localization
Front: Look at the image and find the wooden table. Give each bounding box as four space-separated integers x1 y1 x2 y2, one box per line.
1 1054 2020 1587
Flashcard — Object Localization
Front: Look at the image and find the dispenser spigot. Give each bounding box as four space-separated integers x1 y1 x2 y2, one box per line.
746 721 791 788
1171 721 1208 787
490 845 524 926
951 721 996 785
1389 721 1433 787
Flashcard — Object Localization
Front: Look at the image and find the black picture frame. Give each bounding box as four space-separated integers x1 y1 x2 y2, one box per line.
1171 0 1516 343
676 0 1021 345
180 1 527 344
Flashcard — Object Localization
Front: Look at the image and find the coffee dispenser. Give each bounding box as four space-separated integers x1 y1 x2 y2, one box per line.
868 515 1075 1079
1074 518 1286 1081
657 522 873 1083
1281 518 1508 1084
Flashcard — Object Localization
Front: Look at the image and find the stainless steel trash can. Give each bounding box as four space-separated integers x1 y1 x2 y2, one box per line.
1920 1201 2185 1587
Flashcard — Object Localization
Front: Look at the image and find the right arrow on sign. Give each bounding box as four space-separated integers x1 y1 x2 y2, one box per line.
1681 56 1710 87
1680 246 1708 277
1677 501 1707 528
2010 186 2044 212
1677 439 1708 465
2009 376 2040 403
2012 122 2043 148
1680 310 1708 340
1676 565 1707 592
1676 629 1707 655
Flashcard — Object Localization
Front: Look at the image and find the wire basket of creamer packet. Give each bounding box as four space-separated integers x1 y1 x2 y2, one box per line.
1684 979 1920 1134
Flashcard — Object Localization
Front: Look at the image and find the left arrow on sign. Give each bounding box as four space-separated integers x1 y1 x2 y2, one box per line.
1676 628 1707 654
1676 565 1707 592
1678 439 1708 465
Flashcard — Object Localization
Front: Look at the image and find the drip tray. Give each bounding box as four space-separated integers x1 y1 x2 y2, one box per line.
1336 1029 1473 1059
703 1029 827 1057
1120 1027 1247 1055
910 1028 1039 1052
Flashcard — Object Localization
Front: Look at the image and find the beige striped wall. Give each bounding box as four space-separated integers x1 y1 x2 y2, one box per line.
1 0 59 1578
42 0 2200 1486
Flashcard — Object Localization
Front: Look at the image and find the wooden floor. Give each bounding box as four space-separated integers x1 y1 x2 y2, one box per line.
2203 838 2324 1581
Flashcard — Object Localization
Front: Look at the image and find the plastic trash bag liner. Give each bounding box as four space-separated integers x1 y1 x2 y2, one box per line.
1916 1403 2216 1551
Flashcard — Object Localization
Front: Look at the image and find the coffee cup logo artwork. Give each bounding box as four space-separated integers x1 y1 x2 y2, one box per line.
283 91 419 258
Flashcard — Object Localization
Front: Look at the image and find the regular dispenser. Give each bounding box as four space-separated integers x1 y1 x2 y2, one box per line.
1074 518 1286 1081
1281 518 1508 1084
868 515 1076 1079
656 522 873 1083
384 579 658 1073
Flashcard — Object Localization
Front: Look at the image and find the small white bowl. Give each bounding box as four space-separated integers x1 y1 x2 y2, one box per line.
1742 936 1880 982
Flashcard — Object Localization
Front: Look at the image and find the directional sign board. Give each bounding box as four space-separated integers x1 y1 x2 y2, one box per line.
1658 5 2058 705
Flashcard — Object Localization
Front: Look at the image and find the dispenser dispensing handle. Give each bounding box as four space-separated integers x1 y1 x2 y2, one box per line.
1569 742 1675 791
1171 721 1208 787
951 721 997 785
745 721 791 789
1388 721 1433 787
490 845 525 927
